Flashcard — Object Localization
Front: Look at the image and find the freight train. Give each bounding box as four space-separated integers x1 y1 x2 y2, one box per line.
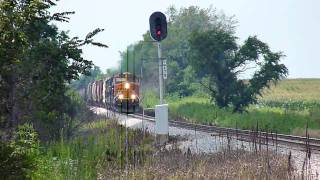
85 72 140 113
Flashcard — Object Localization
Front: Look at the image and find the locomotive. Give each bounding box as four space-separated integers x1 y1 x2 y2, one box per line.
86 72 140 113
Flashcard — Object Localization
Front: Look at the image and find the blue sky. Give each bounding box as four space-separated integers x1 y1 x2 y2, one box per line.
51 0 320 78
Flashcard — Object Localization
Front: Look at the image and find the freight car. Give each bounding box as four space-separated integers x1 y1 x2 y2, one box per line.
86 72 140 113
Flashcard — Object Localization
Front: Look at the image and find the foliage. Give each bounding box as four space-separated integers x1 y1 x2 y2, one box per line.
142 89 320 135
10 123 39 156
120 6 236 96
0 141 34 179
62 89 97 138
0 0 107 139
168 96 320 135
141 90 159 108
70 66 102 90
32 120 153 179
0 123 39 179
189 30 288 112
70 66 119 91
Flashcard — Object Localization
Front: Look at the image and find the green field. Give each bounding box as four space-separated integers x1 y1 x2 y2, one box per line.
261 78 320 101
142 79 320 137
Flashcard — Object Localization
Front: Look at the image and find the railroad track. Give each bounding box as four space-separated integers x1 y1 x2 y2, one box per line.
128 113 320 152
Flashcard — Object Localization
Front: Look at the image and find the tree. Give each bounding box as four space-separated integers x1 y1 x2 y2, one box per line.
120 6 236 96
71 66 102 90
0 0 107 139
189 30 288 112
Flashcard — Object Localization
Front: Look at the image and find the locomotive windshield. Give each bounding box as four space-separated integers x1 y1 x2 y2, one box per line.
115 73 139 83
115 78 126 83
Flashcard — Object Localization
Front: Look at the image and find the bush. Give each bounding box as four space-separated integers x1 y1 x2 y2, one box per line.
32 89 95 140
0 141 34 180
0 123 39 179
11 123 39 156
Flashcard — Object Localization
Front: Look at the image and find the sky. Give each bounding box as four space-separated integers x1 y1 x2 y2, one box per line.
51 0 320 78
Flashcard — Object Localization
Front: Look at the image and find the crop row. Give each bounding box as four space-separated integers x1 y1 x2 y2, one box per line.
257 100 320 110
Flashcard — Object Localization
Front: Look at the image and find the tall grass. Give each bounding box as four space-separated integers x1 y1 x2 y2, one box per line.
168 97 320 135
141 79 320 136
141 90 158 108
125 149 295 179
32 120 153 179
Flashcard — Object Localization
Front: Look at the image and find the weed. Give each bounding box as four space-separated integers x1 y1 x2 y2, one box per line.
118 148 297 179
32 119 153 179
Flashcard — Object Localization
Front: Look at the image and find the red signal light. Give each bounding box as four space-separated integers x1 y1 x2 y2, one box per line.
156 30 161 36
149 12 167 41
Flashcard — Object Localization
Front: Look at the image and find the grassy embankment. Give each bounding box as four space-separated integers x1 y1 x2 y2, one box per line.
142 79 320 137
32 120 153 179
31 119 298 179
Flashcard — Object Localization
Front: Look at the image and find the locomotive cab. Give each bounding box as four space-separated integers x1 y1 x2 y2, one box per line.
113 72 140 113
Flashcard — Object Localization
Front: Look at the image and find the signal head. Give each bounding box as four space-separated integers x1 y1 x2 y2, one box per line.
149 12 167 41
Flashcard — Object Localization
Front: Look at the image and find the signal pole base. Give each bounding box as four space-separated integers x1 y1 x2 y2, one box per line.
156 134 168 145
155 104 169 145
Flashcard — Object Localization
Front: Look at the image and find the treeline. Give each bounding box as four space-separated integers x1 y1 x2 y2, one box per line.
120 6 236 96
72 6 287 112
70 66 118 91
120 6 287 112
0 0 107 140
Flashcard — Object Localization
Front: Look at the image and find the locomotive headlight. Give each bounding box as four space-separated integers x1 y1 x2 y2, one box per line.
118 94 124 100
131 94 136 99
124 82 130 89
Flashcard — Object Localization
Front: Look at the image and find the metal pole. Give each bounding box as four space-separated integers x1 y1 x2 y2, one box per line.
155 42 168 145
157 42 164 104
141 60 145 135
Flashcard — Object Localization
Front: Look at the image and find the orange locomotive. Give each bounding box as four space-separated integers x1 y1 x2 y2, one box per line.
86 72 140 113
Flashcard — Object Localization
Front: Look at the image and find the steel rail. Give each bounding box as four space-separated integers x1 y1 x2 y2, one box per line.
128 113 320 151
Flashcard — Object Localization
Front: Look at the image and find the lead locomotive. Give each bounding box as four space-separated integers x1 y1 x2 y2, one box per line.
86 72 140 113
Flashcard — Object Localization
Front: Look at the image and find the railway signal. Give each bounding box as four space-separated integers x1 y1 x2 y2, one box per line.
149 12 167 42
149 11 169 144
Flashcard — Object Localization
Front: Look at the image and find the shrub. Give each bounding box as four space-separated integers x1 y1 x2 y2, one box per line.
0 123 39 179
0 141 35 179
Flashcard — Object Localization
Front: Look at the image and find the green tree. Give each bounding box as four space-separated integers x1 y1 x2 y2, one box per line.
0 0 107 139
189 30 288 112
71 66 102 90
120 6 236 96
